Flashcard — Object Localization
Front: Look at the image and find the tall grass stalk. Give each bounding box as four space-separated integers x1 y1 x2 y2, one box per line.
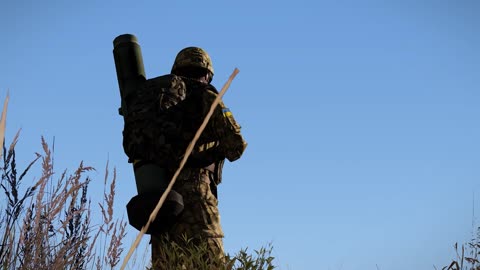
0 135 127 270
0 92 9 156
441 203 480 270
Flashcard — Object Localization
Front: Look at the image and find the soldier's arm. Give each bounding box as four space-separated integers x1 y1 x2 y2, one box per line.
205 89 247 162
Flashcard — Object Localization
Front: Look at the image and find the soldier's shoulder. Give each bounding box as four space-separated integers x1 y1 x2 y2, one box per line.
197 84 219 103
206 84 219 94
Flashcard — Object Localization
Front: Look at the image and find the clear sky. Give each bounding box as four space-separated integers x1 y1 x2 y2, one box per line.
1 0 479 269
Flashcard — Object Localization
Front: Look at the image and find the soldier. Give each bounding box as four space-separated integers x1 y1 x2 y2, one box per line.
151 47 247 267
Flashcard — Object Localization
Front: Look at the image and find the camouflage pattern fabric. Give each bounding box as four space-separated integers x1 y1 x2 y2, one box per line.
156 78 247 252
122 73 246 263
150 168 225 267
122 75 247 169
149 78 246 263
170 167 224 239
181 78 247 169
122 74 189 167
171 47 215 75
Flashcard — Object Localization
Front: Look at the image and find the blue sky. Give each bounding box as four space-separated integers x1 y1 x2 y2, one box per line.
1 0 479 269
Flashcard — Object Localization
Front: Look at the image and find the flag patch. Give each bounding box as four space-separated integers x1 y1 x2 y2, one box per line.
222 108 232 117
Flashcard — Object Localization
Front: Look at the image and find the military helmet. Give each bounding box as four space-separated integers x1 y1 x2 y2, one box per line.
171 47 214 75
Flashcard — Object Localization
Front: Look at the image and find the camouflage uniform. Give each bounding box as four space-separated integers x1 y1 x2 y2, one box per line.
152 48 246 264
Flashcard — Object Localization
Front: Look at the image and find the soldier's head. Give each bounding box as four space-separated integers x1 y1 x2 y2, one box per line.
171 47 214 84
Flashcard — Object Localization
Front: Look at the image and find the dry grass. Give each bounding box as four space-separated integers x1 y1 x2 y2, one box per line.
0 135 127 270
0 92 9 155
441 236 480 270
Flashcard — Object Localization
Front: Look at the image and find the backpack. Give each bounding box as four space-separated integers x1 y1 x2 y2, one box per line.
122 74 189 167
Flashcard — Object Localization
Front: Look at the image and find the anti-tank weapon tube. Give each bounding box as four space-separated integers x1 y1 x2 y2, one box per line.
112 34 184 235
113 34 146 116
